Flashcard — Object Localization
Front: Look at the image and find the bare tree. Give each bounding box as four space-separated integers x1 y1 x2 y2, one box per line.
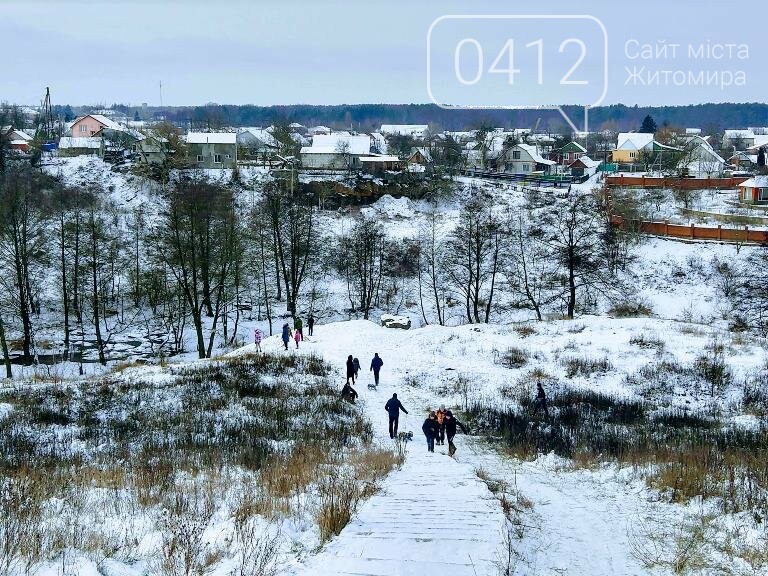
340 219 387 319
444 197 502 323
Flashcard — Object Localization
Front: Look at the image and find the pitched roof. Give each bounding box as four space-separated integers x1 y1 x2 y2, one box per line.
569 155 600 169
616 132 654 151
186 132 237 144
79 114 123 131
739 176 768 188
517 143 556 165
561 141 587 153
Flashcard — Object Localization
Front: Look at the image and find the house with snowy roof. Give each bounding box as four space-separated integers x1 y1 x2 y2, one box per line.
551 141 587 167
568 155 601 178
502 143 557 174
1 126 33 152
380 124 429 139
611 132 655 163
300 133 372 169
186 132 237 169
738 176 768 204
722 129 756 151
69 114 123 137
58 136 103 156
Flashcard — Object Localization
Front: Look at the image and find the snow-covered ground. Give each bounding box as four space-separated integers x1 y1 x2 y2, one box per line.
228 318 765 575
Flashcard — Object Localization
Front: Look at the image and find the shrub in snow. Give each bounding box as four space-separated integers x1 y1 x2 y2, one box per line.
563 356 613 378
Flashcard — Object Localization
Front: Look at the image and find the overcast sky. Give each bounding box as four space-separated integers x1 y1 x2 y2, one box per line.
1 0 763 107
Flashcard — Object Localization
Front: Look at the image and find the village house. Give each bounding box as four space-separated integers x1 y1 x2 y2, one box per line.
300 133 371 170
728 151 759 172
408 147 432 166
359 154 403 175
69 114 123 137
58 136 102 156
186 132 237 169
738 176 768 204
551 141 587 167
611 132 655 163
134 134 169 164
680 135 726 177
1 126 33 152
502 143 557 174
380 124 429 140
722 129 756 151
568 156 601 178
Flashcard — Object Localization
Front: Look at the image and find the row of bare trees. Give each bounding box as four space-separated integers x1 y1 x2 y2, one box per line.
416 190 634 325
0 158 325 372
0 150 636 375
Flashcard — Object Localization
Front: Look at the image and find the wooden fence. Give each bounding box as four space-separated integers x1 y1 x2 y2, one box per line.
610 214 768 245
606 175 750 189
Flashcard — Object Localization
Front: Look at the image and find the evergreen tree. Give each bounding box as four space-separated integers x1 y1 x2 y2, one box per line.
639 115 657 133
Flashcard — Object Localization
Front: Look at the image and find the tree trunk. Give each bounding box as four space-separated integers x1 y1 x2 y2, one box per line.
90 212 106 366
0 312 12 378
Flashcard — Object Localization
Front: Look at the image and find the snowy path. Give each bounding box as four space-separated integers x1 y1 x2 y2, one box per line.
235 320 667 575
464 444 668 575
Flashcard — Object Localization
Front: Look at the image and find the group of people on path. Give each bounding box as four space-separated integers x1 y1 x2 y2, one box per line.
253 315 317 352
384 394 468 456
280 314 316 350
421 405 468 456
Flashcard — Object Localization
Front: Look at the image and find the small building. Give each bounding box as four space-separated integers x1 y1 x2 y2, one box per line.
552 141 587 167
186 132 237 169
1 126 33 152
681 136 726 177
69 114 123 137
738 176 768 204
380 124 429 139
502 143 556 174
135 134 169 164
568 155 601 177
408 147 432 165
58 136 102 156
723 129 756 151
308 125 331 136
728 151 758 171
300 147 356 170
359 154 403 175
300 133 372 169
611 132 655 163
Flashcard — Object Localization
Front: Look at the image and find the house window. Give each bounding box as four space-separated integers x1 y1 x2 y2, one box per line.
759 188 768 201
214 154 222 164
197 155 204 162
79 124 87 133
522 163 530 172
629 152 636 159
512 151 521 160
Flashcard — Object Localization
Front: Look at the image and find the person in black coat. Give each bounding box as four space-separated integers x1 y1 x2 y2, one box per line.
370 353 384 385
384 393 408 439
535 382 549 418
353 357 361 378
444 410 469 456
422 411 439 452
341 382 358 404
308 315 315 336
346 355 356 384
